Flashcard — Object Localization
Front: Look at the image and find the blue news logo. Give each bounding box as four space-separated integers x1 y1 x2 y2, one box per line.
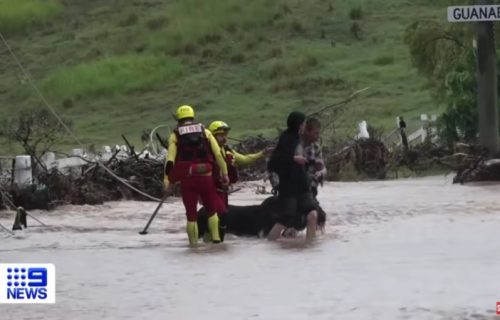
6 267 48 300
0 264 55 304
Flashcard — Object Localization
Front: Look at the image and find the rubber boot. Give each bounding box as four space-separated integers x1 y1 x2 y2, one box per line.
12 208 23 231
19 207 27 228
186 221 198 245
207 214 221 243
218 214 227 242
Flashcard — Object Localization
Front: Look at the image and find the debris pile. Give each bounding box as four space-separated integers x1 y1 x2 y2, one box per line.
2 154 165 210
450 144 500 183
324 138 389 180
2 134 500 210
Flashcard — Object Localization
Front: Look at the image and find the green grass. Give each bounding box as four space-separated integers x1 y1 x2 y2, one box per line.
41 55 184 100
149 0 279 54
0 0 61 35
0 0 446 152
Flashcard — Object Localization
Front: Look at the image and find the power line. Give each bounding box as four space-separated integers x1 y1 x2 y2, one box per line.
0 31 162 202
0 31 84 147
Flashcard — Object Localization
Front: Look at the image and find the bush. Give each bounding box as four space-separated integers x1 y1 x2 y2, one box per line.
290 20 304 34
350 22 362 40
349 7 363 20
230 53 245 64
146 15 168 30
373 55 395 66
261 53 319 80
118 13 139 27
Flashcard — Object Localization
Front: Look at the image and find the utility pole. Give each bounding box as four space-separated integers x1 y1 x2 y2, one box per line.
476 0 499 152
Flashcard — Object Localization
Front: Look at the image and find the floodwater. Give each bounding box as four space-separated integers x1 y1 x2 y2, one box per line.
1 176 499 320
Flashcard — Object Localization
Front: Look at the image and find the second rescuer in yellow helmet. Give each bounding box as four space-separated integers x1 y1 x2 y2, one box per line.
207 120 271 181
208 120 230 135
202 120 273 242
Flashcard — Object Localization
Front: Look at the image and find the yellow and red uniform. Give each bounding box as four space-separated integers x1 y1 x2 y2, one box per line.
214 146 264 210
164 121 228 244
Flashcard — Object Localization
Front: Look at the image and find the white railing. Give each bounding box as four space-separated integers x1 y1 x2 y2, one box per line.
383 114 438 149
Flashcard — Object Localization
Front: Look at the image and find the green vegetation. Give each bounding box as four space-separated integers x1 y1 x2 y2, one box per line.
42 55 184 100
0 0 446 151
156 0 280 54
0 0 61 35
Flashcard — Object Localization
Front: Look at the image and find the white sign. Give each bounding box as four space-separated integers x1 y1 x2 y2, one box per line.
448 5 500 22
178 124 203 135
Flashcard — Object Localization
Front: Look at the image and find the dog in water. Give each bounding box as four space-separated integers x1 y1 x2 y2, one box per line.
197 196 326 239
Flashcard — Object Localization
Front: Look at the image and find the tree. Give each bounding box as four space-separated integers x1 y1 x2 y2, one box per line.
404 19 469 100
0 108 71 170
404 0 500 147
437 58 478 147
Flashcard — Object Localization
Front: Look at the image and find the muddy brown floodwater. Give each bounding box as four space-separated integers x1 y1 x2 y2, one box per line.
1 176 499 320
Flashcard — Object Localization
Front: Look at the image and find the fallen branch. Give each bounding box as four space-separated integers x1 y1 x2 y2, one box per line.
155 133 168 150
122 134 139 161
308 87 370 118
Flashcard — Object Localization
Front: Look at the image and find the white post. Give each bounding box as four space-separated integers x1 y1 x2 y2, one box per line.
357 120 370 139
14 155 32 188
420 114 429 142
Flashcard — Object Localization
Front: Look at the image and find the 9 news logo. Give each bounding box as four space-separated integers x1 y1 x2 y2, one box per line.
0 264 55 304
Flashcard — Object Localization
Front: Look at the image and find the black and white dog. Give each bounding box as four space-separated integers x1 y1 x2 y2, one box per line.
197 196 327 238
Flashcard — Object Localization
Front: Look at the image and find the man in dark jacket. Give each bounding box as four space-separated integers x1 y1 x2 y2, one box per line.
267 111 318 241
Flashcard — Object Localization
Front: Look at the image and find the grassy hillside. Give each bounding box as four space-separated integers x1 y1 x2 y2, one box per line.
0 0 445 152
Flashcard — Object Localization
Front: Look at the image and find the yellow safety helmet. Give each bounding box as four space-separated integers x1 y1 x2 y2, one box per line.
175 105 195 120
208 120 231 135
